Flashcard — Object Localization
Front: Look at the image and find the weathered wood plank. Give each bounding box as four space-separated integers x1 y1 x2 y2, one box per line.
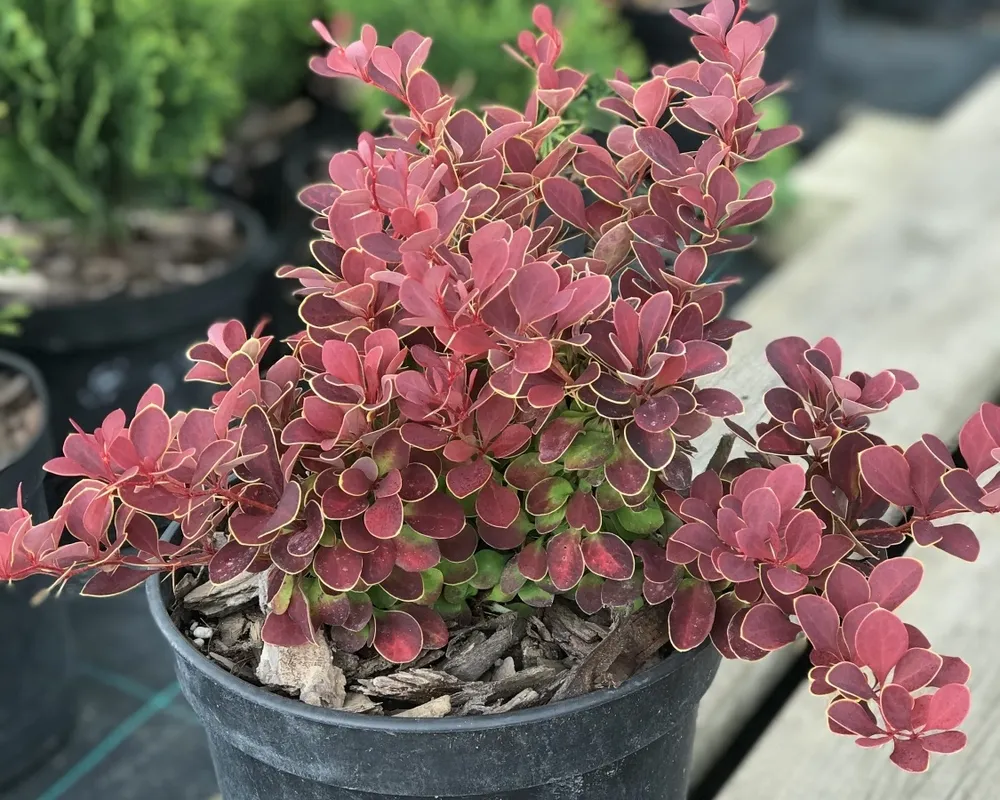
709 69 1000 797
690 69 1000 786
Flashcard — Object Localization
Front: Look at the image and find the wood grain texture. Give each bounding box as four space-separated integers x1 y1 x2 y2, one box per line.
692 73 1000 788
710 69 1000 798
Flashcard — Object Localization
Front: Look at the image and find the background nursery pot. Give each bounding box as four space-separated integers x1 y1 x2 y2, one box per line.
0 350 74 789
148 567 720 800
2 199 271 440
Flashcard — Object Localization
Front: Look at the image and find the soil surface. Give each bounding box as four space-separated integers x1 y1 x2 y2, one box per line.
170 569 672 718
0 207 242 308
0 365 42 472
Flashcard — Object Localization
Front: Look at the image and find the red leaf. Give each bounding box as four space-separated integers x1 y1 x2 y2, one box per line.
129 404 171 465
581 533 635 581
476 479 521 528
546 531 586 591
478 517 528 550
81 565 152 597
400 423 451 451
538 415 586 464
625 423 676 471
605 438 651 495
402 605 449 650
921 731 967 754
859 446 917 507
373 611 424 664
824 563 871 618
575 574 605 614
525 477 574 516
446 458 492 499
394 527 441 573
405 493 466 539
372 429 411 476
634 396 680 434
868 558 923 611
517 540 547 581
365 495 404 540
634 126 683 173
926 683 971 731
358 541 394 585
828 699 880 737
381 566 425 601
321 485 368 520
855 608 909 684
740 603 800 651
398 463 438 503
826 662 875 699
340 515 380 553
668 579 715 651
313 543 364 592
793 594 840 655
208 542 257 584
880 683 914 731
565 491 601 534
541 176 590 231
892 648 943 692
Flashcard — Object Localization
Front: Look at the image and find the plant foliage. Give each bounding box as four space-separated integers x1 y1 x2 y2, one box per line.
0 0 246 227
0 0 991 774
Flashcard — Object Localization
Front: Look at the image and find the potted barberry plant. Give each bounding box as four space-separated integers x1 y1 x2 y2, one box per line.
1 2 993 796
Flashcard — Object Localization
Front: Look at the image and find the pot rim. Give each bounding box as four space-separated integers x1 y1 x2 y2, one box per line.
0 349 49 477
147 564 713 733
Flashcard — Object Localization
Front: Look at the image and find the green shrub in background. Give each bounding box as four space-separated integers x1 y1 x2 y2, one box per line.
0 236 29 334
736 97 798 226
0 0 248 230
237 0 645 129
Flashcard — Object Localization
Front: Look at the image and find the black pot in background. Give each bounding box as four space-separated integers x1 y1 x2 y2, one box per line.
1 198 272 443
820 0 1000 120
843 0 989 25
148 573 720 800
0 350 75 790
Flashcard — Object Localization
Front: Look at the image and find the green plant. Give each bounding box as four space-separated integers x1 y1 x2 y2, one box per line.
0 235 28 334
0 0 248 230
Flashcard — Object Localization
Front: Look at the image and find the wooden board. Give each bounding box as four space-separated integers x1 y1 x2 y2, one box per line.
708 69 1000 797
689 69 1000 787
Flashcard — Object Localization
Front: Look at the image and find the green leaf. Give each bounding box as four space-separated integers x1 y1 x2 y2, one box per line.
470 551 508 590
484 585 517 603
416 568 444 606
438 556 478 586
271 572 295 614
615 504 665 536
563 431 615 471
367 585 398 610
518 582 555 608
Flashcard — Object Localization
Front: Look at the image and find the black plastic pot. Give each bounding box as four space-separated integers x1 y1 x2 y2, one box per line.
148 575 720 799
821 0 1000 119
0 198 273 441
0 350 75 789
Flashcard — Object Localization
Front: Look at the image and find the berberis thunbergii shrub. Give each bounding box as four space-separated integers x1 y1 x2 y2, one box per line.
2 0 995 773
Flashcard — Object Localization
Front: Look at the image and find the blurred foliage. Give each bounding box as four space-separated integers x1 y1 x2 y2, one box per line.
0 0 247 229
0 235 29 335
237 0 645 129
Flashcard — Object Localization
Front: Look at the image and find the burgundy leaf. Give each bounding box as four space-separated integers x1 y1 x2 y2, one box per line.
446 458 492 499
855 608 909 685
565 491 602 534
546 531 586 591
668 579 716 651
741 603 800 651
365 495 404 540
373 611 424 664
476 479 521 528
581 533 635 580
868 558 923 611
313 543 364 592
394 526 441 573
405 493 466 539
